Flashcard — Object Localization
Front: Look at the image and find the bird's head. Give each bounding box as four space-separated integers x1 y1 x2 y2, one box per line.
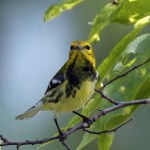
69 41 96 69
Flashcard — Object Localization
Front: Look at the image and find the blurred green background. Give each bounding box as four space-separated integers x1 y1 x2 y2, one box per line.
0 0 150 150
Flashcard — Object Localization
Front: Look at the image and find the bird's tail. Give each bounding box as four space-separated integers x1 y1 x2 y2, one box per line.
15 100 44 120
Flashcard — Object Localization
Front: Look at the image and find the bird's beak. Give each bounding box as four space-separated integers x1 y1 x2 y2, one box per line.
76 44 83 50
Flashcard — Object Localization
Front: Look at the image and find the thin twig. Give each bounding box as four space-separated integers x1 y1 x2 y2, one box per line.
0 135 9 143
95 89 119 105
61 140 72 150
16 144 20 150
84 117 133 134
101 58 150 90
0 135 59 147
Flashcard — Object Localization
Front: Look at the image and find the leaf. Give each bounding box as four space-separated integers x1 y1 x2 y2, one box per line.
76 132 98 150
97 16 150 84
44 0 84 22
135 78 150 100
88 0 150 43
88 0 127 43
100 34 150 118
76 119 101 150
98 133 114 150
113 0 150 24
87 4 116 43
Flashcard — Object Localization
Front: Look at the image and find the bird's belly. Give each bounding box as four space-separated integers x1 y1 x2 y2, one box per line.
45 80 95 112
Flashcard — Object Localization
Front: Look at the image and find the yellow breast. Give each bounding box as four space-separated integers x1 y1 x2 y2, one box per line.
44 79 96 112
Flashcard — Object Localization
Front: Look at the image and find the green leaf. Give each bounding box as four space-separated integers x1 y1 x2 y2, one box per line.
76 132 97 150
76 119 101 150
97 16 150 84
98 133 114 150
87 4 116 43
88 1 126 43
88 0 150 43
113 0 150 24
135 78 150 100
44 0 84 22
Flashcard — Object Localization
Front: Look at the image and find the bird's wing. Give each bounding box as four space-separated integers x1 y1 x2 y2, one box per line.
44 61 68 95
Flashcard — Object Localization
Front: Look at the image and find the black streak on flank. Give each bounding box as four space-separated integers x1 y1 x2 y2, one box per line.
72 89 77 98
55 92 63 103
66 84 77 98
47 92 63 103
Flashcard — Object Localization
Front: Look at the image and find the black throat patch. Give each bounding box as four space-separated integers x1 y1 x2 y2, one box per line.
65 53 95 98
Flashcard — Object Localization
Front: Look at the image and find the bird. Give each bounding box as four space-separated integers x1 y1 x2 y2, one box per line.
16 41 99 140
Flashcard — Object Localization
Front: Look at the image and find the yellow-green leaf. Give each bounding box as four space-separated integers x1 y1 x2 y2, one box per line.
44 0 84 22
113 0 150 24
88 0 128 43
98 133 114 150
97 16 150 84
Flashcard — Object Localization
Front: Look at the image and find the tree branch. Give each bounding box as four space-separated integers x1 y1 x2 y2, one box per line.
1 98 150 149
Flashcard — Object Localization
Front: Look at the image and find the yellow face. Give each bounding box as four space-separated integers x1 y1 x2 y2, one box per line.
70 41 93 54
69 41 96 69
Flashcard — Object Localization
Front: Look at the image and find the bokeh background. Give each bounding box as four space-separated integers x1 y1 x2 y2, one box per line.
0 0 150 150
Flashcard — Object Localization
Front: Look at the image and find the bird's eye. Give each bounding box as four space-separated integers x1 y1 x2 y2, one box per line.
85 45 91 50
70 45 74 50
